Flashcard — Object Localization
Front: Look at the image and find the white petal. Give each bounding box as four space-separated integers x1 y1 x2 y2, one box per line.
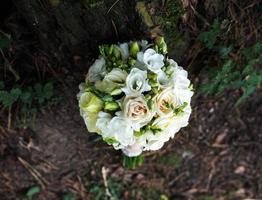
122 143 143 157
119 43 129 60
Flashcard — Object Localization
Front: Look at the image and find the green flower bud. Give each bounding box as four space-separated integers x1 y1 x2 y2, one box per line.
128 58 136 66
104 101 120 111
152 87 158 94
130 42 140 57
145 94 152 101
109 44 114 55
148 73 157 80
149 80 158 87
113 45 121 59
156 37 167 55
110 88 122 96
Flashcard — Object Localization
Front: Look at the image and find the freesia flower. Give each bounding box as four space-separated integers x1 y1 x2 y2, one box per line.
122 68 151 95
119 43 129 60
137 48 164 73
95 68 127 94
86 58 106 83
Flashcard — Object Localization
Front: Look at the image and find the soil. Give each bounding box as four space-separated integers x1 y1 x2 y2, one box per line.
0 70 261 199
0 0 261 199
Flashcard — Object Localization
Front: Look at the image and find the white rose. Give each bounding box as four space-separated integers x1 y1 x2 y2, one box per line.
95 68 128 93
86 58 106 83
119 43 129 60
122 95 154 131
137 48 164 73
122 68 151 95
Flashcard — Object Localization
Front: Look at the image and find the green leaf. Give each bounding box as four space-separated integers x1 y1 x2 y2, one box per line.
161 194 169 200
0 81 4 89
0 88 21 107
0 32 11 49
103 137 118 145
43 82 53 99
63 192 74 200
198 18 221 49
26 186 41 200
20 91 33 104
218 45 233 59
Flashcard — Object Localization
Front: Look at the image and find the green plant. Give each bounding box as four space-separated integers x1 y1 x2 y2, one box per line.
0 32 11 50
0 81 56 128
198 18 221 49
26 186 41 200
199 19 262 105
89 179 123 200
88 179 165 200
159 0 184 34
199 195 214 200
157 152 182 168
63 192 74 200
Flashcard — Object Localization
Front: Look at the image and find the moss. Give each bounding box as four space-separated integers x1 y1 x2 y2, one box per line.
49 0 60 7
136 1 154 28
158 0 184 34
157 152 182 168
82 0 104 8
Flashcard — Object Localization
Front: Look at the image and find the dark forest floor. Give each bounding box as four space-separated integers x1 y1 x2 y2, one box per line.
0 70 261 199
0 0 261 200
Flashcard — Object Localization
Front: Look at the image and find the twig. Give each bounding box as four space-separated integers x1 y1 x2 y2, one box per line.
189 4 210 27
102 166 113 199
107 0 121 14
7 106 12 130
18 157 49 188
111 20 119 39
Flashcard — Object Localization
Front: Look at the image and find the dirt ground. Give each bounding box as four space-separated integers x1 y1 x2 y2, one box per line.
0 0 261 199
0 69 261 199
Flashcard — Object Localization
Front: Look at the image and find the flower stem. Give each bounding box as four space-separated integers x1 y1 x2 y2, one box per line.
122 154 144 169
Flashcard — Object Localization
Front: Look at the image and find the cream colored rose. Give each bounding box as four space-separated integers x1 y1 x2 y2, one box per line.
153 87 179 117
122 95 154 131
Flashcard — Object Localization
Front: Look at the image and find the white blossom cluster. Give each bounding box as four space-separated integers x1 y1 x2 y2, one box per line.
78 38 193 157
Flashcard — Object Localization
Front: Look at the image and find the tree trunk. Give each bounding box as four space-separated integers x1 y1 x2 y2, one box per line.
13 0 147 63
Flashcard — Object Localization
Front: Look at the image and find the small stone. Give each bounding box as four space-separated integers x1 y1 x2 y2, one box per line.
234 166 245 174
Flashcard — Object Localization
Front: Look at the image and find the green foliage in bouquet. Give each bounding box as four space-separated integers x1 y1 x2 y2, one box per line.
78 37 193 168
199 19 262 105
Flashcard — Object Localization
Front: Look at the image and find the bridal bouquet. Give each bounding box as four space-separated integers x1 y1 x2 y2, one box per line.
78 38 193 164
